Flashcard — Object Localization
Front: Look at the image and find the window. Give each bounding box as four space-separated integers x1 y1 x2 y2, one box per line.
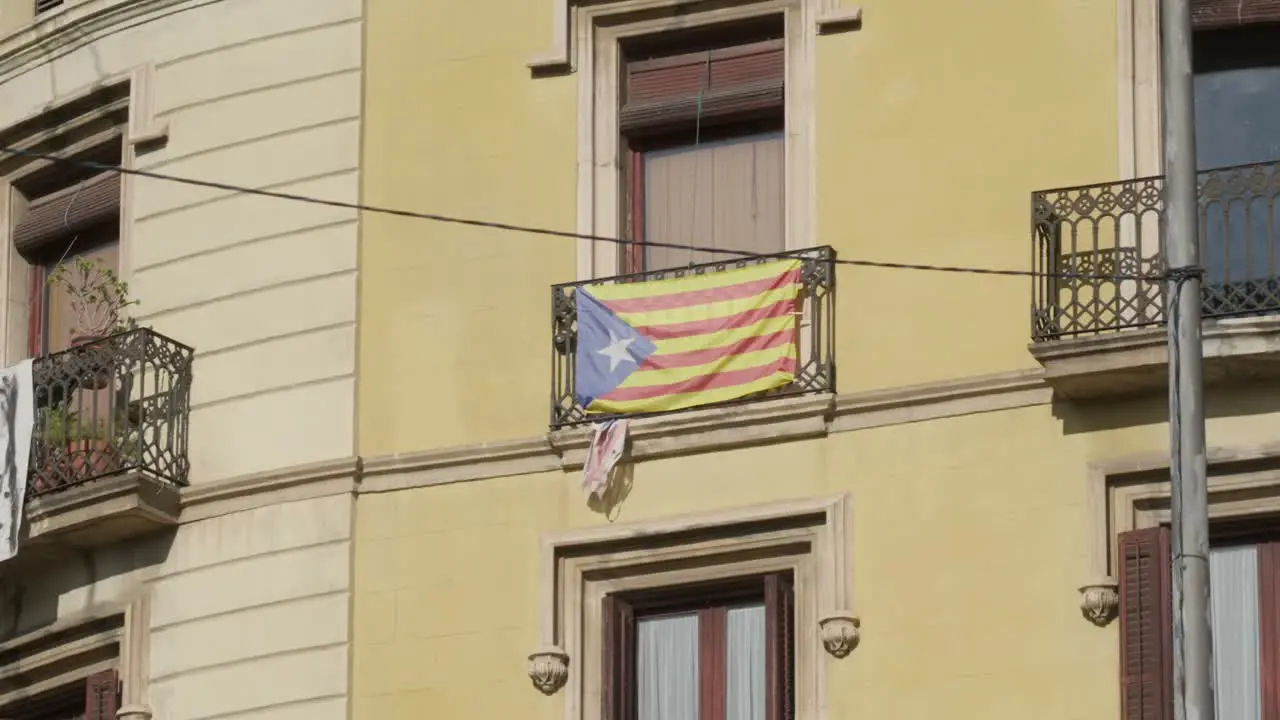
10 142 124 357
1117 527 1280 720
34 0 64 14
602 574 795 720
620 19 787 273
0 670 117 720
1192 16 1280 312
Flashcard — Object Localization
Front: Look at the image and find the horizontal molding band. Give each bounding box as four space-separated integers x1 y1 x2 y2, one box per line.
181 368 1052 516
0 0 209 83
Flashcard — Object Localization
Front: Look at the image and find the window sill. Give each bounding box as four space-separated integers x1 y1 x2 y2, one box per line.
1029 315 1280 400
549 393 835 468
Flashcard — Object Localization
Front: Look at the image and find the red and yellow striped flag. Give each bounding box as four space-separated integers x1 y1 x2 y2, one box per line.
576 259 803 415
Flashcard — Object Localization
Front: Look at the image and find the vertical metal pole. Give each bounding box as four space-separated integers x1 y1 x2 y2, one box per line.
1159 1 1214 720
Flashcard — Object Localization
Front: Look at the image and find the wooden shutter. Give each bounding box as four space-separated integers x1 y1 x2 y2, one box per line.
698 607 728 720
1119 527 1173 720
764 573 795 720
84 669 118 720
639 132 785 272
13 171 121 259
621 40 784 132
1260 541 1280 720
1193 0 1280 29
602 595 636 720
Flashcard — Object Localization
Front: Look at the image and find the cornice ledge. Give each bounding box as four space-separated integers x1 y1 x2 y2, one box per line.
815 0 862 33
0 0 195 82
350 368 1057 491
550 394 836 470
1092 439 1280 482
830 368 1050 432
180 456 359 523
359 436 559 494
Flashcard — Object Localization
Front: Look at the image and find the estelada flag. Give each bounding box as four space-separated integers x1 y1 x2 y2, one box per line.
574 259 803 415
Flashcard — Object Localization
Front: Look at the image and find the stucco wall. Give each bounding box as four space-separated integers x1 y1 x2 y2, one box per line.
0 2 360 719
350 393 1280 720
147 495 352 720
0 0 31 39
0 0 362 483
13 494 353 720
356 0 1119 456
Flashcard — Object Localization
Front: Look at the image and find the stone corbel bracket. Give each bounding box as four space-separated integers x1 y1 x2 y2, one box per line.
1079 579 1120 627
528 646 571 695
815 3 862 33
527 494 859 695
527 0 863 73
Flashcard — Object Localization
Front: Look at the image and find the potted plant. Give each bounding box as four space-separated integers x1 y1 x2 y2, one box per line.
46 256 138 391
46 256 138 348
30 406 120 494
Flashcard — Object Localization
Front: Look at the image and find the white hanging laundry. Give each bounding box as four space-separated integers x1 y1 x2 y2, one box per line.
582 419 630 500
0 360 35 564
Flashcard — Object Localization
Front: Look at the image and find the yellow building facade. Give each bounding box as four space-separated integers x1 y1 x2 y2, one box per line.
355 2 1280 720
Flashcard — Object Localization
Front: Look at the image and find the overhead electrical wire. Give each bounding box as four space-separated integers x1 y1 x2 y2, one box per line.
0 145 1160 283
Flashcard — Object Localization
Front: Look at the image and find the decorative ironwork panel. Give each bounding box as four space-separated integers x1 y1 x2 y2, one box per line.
28 328 193 498
1031 159 1280 340
550 246 836 428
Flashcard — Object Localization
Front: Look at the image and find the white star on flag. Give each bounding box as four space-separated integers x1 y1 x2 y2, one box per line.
597 331 637 372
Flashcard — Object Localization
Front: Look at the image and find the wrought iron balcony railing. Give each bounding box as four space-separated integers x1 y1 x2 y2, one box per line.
550 246 836 428
27 328 193 499
1031 159 1280 341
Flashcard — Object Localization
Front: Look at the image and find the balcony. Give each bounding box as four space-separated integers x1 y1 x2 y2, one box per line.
22 328 192 548
550 247 836 428
1030 160 1280 399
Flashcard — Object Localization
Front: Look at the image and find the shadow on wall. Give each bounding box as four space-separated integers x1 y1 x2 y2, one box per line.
0 528 175 641
1054 381 1280 435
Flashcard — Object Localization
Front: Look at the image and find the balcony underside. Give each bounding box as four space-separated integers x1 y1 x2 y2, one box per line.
1030 316 1280 399
23 472 180 548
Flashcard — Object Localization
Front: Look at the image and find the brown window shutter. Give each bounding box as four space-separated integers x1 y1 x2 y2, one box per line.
84 668 119 720
699 607 728 720
13 171 121 259
764 573 796 720
1192 0 1280 28
622 40 784 132
602 595 636 720
1259 541 1280 720
1119 527 1173 720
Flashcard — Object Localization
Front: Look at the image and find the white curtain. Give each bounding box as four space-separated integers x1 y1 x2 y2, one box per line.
726 605 766 720
1209 545 1261 720
636 604 768 720
638 613 700 720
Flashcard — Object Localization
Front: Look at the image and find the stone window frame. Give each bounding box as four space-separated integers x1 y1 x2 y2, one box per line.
1116 0 1161 184
0 62 167 366
526 494 858 720
0 591 152 719
1078 442 1280 626
527 0 861 282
